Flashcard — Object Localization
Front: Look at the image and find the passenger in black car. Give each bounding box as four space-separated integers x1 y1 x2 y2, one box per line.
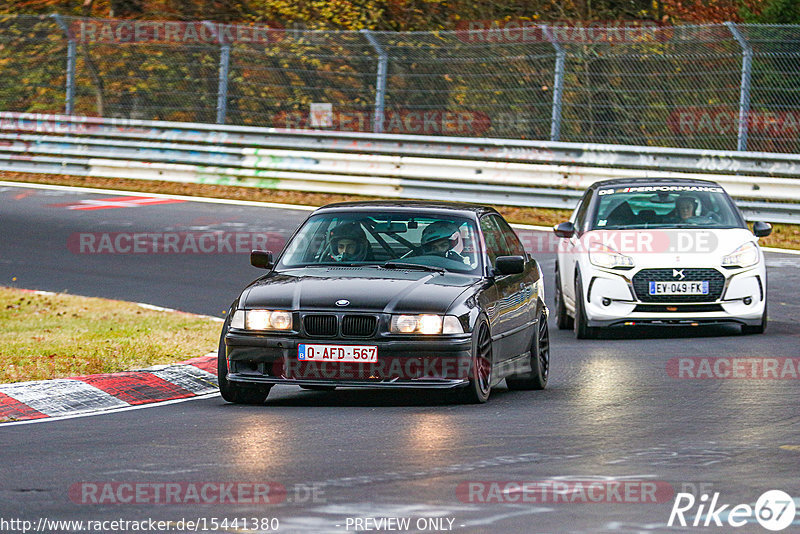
419 221 467 263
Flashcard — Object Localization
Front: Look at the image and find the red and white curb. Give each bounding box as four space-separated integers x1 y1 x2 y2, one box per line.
0 353 218 423
0 290 223 424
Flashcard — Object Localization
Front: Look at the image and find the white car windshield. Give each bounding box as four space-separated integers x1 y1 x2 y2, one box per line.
591 186 744 230
278 212 483 274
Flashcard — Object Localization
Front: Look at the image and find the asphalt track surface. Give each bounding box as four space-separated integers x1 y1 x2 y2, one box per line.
1 183 799 534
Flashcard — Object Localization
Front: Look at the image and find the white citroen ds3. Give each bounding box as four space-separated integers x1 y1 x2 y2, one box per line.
553 178 772 338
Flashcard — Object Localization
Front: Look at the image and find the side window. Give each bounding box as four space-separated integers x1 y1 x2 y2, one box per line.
480 216 509 266
574 189 594 233
493 216 526 257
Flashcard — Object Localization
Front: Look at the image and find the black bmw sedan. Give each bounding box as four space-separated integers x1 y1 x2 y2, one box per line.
218 201 549 404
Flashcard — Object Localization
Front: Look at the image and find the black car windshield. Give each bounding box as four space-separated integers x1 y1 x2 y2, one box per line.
590 185 745 230
277 212 483 274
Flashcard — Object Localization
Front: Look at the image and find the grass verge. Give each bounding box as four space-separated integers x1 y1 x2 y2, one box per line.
1 170 798 249
0 287 219 384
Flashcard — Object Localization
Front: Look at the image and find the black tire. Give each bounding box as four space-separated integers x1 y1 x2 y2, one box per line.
554 266 574 330
741 301 767 335
574 273 599 340
506 312 550 391
457 317 493 404
217 320 272 405
300 385 337 391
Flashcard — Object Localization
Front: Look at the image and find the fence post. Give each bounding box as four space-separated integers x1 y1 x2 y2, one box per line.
540 25 565 142
51 14 76 115
725 22 752 152
360 29 388 134
203 21 230 125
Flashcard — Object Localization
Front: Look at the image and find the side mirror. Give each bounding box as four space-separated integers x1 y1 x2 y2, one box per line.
554 221 575 238
495 255 525 275
752 221 772 238
250 250 273 269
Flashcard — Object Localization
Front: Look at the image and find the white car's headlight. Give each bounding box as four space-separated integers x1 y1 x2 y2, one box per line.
230 309 293 331
390 315 464 334
589 243 634 269
722 242 760 268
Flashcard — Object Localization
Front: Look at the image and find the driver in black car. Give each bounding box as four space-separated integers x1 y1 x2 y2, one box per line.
419 221 467 263
328 222 370 262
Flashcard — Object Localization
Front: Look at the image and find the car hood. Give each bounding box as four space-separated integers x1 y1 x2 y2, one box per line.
582 227 760 269
240 267 479 314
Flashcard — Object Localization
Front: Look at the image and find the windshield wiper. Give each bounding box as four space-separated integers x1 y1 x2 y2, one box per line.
382 261 446 273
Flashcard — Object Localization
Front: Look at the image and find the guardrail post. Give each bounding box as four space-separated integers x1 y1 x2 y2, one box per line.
725 22 752 152
360 29 388 134
51 14 76 115
203 21 230 125
540 25 565 142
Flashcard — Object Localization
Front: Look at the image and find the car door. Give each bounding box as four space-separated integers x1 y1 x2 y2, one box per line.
494 215 539 359
479 215 527 363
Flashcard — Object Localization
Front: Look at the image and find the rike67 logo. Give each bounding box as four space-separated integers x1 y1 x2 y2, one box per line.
668 490 796 531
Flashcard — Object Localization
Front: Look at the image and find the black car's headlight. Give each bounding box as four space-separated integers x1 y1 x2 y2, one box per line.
230 310 292 331
390 314 464 334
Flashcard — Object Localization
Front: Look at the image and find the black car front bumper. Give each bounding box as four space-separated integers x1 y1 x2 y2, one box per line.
225 331 474 389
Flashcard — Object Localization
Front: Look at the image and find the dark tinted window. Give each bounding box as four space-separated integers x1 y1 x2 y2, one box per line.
480 215 508 266
493 216 526 256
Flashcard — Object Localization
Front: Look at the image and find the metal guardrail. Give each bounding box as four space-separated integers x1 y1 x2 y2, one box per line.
0 112 798 223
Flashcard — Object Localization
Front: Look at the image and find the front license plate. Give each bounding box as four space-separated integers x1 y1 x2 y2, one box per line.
649 281 709 295
298 344 378 363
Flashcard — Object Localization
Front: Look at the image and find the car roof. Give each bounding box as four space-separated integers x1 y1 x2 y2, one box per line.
588 177 722 189
313 200 499 217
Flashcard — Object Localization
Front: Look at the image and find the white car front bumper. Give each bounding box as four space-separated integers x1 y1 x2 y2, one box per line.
582 265 766 328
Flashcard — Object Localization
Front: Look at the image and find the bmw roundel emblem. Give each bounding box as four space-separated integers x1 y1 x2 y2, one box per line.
335 299 350 307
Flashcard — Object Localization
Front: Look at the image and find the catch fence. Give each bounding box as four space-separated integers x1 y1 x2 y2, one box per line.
1 15 800 153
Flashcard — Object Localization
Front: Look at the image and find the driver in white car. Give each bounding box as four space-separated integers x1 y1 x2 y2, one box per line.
675 195 699 222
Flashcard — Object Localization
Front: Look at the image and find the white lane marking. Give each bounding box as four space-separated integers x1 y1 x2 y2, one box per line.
0 379 128 416
0 180 316 211
136 302 224 322
763 246 800 256
0 392 220 427
510 222 552 232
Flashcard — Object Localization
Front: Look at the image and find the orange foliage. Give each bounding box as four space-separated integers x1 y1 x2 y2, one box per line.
659 0 764 23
